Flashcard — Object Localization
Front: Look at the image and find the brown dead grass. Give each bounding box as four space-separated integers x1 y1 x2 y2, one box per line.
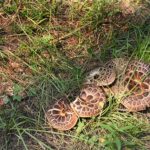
0 0 150 149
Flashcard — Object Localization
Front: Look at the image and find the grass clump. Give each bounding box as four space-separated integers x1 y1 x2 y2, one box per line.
0 0 150 149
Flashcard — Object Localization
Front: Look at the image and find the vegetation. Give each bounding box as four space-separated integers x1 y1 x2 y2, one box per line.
0 0 150 149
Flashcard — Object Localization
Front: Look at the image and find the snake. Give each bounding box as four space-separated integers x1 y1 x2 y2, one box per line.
46 58 150 130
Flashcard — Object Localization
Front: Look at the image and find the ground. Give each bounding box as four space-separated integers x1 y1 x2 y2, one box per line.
0 0 150 150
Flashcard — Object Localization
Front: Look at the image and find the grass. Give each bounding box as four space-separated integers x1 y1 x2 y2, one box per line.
0 0 150 149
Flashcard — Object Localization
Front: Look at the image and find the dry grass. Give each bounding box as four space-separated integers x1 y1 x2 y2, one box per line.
0 0 150 149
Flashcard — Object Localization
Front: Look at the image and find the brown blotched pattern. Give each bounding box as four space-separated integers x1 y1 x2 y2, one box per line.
46 100 78 131
85 58 150 112
122 60 150 112
70 85 106 117
46 58 150 131
85 62 116 86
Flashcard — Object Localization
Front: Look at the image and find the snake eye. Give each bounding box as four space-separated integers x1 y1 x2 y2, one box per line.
94 74 99 79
